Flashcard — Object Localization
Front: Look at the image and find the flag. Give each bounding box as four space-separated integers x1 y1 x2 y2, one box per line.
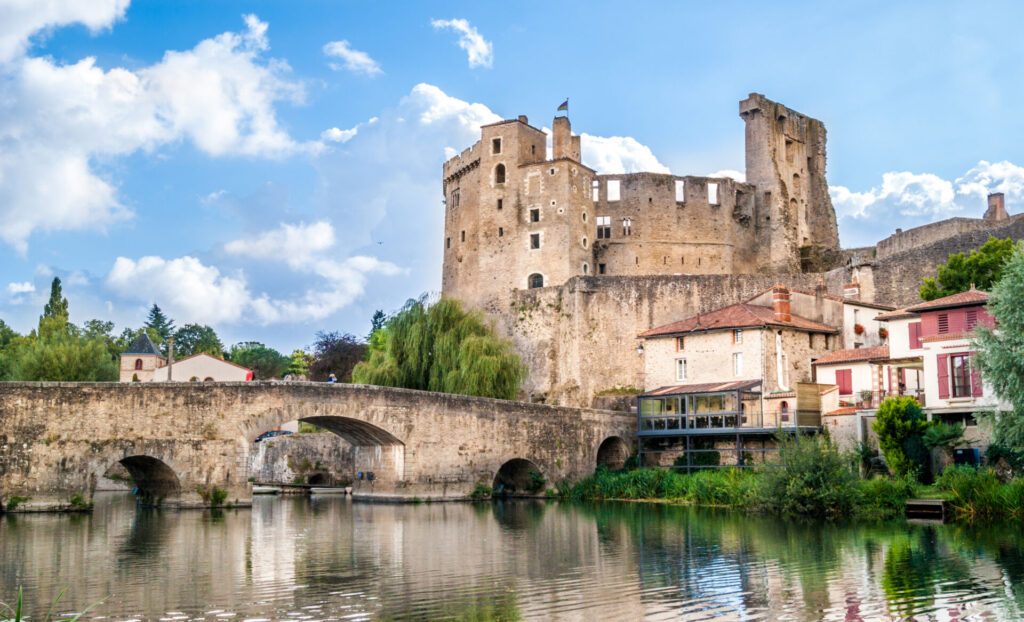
557 99 569 112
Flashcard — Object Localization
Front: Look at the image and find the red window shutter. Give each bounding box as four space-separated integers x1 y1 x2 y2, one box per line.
908 322 922 349
937 353 950 399
837 369 852 395
970 353 983 397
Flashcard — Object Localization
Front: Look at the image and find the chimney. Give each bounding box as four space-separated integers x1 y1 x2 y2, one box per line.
552 116 580 161
517 115 528 124
984 192 1008 222
771 284 792 323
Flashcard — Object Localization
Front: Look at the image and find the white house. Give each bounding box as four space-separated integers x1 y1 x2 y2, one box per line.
151 353 253 382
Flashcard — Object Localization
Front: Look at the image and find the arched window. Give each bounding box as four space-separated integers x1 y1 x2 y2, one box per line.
203 377 215 382
583 263 589 275
189 376 199 382
528 273 544 289
780 401 790 423
134 358 143 370
494 164 506 184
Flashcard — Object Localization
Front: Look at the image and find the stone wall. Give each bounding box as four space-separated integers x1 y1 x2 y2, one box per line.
248 432 353 486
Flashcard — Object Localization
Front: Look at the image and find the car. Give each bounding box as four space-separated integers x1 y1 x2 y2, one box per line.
254 429 293 443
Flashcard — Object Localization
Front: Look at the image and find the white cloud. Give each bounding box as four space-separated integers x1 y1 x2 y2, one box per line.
0 0 130 63
0 14 309 253
322 40 382 76
431 18 493 69
7 281 34 294
320 116 377 144
225 221 335 269
580 133 670 174
707 169 746 182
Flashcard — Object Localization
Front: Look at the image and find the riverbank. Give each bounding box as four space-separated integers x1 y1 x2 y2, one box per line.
564 464 1024 523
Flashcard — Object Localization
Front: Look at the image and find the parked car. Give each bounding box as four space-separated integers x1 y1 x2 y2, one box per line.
255 430 293 443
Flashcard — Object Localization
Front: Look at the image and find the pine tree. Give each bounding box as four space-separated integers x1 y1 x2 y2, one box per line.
38 277 70 337
145 304 176 342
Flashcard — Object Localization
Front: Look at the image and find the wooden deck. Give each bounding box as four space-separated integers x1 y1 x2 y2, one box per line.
905 498 948 521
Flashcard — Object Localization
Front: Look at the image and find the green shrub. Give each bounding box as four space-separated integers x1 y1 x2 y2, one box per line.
759 434 859 519
68 494 92 510
469 483 492 500
856 476 917 521
4 496 29 512
873 396 930 480
527 470 546 493
934 466 1007 521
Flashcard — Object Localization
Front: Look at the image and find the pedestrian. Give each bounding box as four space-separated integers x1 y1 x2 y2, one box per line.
327 373 337 383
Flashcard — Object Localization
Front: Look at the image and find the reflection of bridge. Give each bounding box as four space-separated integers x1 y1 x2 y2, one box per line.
0 382 634 511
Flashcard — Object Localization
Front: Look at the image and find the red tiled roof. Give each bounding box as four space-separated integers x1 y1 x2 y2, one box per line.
641 379 762 397
874 307 916 321
826 407 860 416
812 345 889 366
906 289 988 313
639 303 838 338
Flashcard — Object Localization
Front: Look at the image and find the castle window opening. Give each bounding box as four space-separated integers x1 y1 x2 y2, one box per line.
708 182 719 205
582 212 587 222
499 227 504 237
530 208 540 223
492 137 502 154
663 256 667 265
598 263 606 274
792 172 800 190
450 188 460 208
494 164 506 184
531 144 536 155
549 168 556 176
596 216 611 239
583 263 589 275
134 358 143 370
592 180 599 201
675 358 687 382
446 237 450 249
582 237 588 249
607 180 621 201
622 218 632 236
528 273 544 289
497 198 503 210
530 233 540 249
675 180 685 202
461 230 466 243
635 256 639 266
785 139 794 164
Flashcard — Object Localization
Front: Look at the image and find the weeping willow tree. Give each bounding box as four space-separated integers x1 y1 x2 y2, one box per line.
352 296 527 400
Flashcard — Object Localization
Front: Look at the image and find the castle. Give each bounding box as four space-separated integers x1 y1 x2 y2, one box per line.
441 94 1022 407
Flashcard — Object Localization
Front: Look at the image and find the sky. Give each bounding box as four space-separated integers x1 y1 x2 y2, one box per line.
3 0 1024 353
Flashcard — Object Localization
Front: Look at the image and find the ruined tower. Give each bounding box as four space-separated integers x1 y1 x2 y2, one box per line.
740 93 840 272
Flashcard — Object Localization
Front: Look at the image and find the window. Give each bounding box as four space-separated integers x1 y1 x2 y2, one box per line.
598 263 606 275
204 377 214 382
498 227 504 237
835 369 853 395
492 137 501 154
528 273 544 289
733 352 743 376
582 263 589 275
908 322 923 349
582 237 588 249
446 237 451 249
966 309 979 331
530 233 540 249
950 354 971 398
596 215 611 239
607 180 620 201
450 188 460 208
938 313 949 334
592 180 599 201
134 358 143 370
461 230 465 242
549 168 555 176
675 336 685 351
582 212 588 222
708 182 719 205
622 218 632 236
675 180 685 202
530 208 540 223
531 144 536 155
497 198 503 210
675 358 687 382
495 164 506 184
733 329 743 344
780 401 790 422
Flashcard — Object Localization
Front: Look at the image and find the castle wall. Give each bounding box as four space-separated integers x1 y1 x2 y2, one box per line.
874 217 999 260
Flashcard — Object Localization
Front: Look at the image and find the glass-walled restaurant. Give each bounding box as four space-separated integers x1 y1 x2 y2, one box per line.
638 380 765 435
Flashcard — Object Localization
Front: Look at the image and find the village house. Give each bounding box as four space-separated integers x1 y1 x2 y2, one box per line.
119 335 252 383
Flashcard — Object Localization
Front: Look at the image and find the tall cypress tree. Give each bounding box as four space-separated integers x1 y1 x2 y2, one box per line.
145 304 176 342
38 277 70 337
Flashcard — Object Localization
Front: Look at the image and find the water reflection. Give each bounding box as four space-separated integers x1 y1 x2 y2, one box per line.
3 494 1024 620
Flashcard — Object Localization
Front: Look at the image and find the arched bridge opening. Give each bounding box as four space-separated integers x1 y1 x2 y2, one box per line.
493 459 545 497
114 455 182 505
596 436 631 471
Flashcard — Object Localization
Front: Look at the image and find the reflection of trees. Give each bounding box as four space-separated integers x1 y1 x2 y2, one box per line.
881 531 936 618
938 523 1024 615
492 499 547 532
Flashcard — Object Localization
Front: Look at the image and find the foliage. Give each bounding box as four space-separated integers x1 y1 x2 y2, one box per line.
5 496 29 511
854 476 917 521
287 349 312 377
975 243 1024 449
67 494 91 510
145 304 175 344
308 331 366 382
227 342 288 380
934 465 1024 522
759 434 860 519
527 470 546 493
0 585 100 622
873 397 930 480
369 309 387 338
0 320 20 380
566 466 761 508
297 421 323 433
11 331 117 381
196 486 229 507
919 236 1016 300
41 277 69 326
172 323 223 358
923 422 966 457
985 443 1024 473
470 483 493 500
352 295 527 400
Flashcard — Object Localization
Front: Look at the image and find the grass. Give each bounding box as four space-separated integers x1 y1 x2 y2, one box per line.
934 465 1024 522
1 586 103 621
4 496 30 512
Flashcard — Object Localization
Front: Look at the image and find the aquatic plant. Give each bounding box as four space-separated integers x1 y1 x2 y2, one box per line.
0 586 101 621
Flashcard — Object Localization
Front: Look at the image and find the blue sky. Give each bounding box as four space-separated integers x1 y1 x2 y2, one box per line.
3 0 1024 352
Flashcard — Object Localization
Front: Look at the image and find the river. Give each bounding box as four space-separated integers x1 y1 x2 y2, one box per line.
3 493 1024 620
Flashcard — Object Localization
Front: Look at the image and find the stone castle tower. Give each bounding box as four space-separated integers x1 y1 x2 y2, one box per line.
441 94 840 308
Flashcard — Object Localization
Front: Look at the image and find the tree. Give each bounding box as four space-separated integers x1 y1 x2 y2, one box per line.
0 320 20 380
228 342 289 380
873 396 930 480
308 331 367 382
919 236 1016 301
12 332 118 381
352 295 527 400
287 349 312 378
976 242 1024 448
145 304 175 343
172 324 224 358
369 309 387 338
39 277 69 338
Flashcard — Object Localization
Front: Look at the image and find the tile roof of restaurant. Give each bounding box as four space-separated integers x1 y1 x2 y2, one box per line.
905 288 989 313
812 345 889 366
640 379 762 397
639 303 838 338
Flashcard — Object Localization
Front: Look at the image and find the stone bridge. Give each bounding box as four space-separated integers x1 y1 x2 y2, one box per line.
0 382 635 511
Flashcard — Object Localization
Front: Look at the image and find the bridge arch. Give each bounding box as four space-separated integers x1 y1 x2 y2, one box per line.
493 458 545 497
112 455 182 505
596 436 631 470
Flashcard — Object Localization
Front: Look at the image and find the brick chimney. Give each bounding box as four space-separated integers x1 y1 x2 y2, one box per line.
984 192 1008 222
771 284 792 323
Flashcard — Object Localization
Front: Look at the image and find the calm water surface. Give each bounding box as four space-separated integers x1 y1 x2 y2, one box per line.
3 493 1024 620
